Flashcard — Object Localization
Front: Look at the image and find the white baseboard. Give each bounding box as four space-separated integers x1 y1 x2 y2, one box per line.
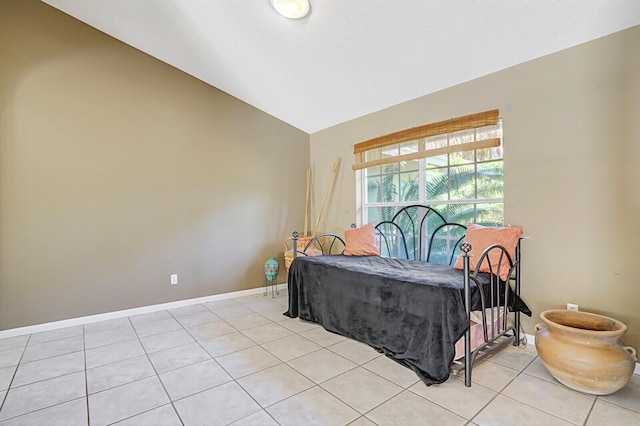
523 333 639 376
0 283 289 340
525 333 535 347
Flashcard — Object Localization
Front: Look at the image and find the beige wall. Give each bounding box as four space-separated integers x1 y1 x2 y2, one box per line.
0 1 309 330
310 26 640 351
1 0 638 356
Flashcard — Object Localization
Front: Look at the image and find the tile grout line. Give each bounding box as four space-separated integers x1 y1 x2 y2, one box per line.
598 394 640 414
404 348 537 423
490 392 577 425
320 372 404 420
466 350 536 423
163 303 286 424
155 301 282 424
0 397 88 424
465 373 515 424
582 396 598 426
132 312 186 426
2 291 637 425
222 305 375 418
492 358 598 425
83 324 90 425
0 335 31 422
277 347 384 422
0 338 87 422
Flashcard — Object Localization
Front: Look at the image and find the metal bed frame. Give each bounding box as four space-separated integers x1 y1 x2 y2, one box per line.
290 204 523 387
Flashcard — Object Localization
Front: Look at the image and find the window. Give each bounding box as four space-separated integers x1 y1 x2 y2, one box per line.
354 110 504 227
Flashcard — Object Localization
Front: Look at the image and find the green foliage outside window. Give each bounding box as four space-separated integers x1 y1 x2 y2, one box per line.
365 152 503 227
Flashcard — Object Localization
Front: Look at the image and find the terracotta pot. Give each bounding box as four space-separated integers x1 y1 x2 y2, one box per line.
535 309 637 395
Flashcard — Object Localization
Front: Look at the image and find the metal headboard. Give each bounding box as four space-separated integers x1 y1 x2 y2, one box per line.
374 205 466 265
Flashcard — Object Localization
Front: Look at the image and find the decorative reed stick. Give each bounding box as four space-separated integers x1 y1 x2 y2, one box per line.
303 163 311 236
313 158 340 236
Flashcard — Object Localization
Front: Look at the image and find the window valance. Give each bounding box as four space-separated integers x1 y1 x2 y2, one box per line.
353 109 500 171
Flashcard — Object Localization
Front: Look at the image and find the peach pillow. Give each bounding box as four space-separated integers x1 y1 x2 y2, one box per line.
344 222 381 256
454 223 523 280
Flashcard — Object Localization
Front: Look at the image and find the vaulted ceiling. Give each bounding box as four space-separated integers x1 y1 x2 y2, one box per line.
42 1 640 133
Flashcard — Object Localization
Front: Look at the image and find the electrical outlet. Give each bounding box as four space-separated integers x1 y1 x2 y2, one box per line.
170 274 178 285
567 303 578 311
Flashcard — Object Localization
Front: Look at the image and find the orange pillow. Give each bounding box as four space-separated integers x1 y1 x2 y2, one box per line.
344 222 381 256
454 223 522 280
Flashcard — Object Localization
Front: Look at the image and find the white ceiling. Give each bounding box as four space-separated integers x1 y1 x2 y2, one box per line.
42 0 640 134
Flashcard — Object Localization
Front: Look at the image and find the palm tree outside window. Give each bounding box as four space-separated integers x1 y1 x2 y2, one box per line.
354 110 504 261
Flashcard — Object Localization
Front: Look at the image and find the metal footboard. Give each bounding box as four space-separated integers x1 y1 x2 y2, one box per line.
452 239 523 387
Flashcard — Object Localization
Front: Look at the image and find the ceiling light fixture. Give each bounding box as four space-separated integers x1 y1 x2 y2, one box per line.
271 0 310 19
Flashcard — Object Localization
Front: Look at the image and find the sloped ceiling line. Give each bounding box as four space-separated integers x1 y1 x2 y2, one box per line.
42 0 640 133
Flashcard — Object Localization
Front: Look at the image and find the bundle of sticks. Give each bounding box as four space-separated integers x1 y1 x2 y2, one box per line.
304 157 340 237
284 158 340 270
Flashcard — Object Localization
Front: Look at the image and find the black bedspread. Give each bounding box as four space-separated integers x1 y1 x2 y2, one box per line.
285 255 495 385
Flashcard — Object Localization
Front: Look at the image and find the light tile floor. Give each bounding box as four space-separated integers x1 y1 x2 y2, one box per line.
0 290 638 425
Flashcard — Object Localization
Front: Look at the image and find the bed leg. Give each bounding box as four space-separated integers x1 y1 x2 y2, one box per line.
462 243 472 387
514 239 522 346
292 231 298 259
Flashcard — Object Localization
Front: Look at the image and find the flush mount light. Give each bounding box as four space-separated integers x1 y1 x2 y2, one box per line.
271 0 310 19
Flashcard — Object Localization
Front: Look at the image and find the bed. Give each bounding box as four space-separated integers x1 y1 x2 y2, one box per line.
285 205 530 386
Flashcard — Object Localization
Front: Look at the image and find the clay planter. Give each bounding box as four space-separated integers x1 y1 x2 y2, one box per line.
535 309 637 395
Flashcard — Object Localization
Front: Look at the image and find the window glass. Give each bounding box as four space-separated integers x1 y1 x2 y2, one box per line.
425 135 447 151
361 120 503 227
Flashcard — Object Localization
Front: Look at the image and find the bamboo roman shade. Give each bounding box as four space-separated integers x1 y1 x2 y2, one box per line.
352 109 500 171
